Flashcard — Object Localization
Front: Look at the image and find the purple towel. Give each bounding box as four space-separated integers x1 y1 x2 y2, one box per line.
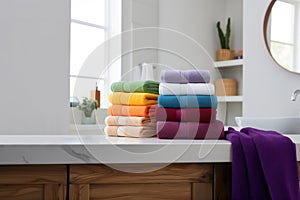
226 127 300 200
157 120 224 139
160 70 210 83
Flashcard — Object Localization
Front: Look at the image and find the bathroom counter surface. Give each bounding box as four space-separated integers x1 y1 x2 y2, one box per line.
1 134 300 164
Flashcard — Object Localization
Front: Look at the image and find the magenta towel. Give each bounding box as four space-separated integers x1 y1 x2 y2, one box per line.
157 120 224 139
160 70 210 83
226 127 300 200
155 107 216 122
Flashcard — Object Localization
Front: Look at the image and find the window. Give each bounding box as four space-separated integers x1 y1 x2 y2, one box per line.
270 0 295 69
70 0 121 108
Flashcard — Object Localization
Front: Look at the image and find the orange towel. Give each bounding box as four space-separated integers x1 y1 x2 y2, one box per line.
108 105 156 117
104 125 156 138
109 92 158 105
105 116 155 126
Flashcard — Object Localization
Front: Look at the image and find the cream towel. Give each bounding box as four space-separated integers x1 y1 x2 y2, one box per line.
159 83 215 95
105 116 155 126
104 126 156 138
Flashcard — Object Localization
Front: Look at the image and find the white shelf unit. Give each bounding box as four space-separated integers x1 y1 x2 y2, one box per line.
214 59 243 68
217 95 243 102
214 59 243 126
214 59 243 100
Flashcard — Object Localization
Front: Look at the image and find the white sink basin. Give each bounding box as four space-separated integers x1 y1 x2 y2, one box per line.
235 116 300 134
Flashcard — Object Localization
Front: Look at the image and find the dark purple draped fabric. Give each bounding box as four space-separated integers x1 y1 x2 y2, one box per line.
226 127 300 200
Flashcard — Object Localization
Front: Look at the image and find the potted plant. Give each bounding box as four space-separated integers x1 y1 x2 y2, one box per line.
78 97 98 124
216 17 235 61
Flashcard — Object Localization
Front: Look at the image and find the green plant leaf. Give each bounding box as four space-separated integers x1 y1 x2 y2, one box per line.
225 17 231 49
77 97 98 113
217 21 226 49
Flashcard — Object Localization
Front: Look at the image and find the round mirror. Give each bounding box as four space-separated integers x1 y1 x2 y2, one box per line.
264 0 300 73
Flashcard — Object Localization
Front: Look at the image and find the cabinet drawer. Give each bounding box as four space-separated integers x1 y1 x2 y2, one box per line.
70 164 213 200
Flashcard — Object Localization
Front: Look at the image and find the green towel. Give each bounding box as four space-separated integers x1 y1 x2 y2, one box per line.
111 80 159 94
110 81 125 92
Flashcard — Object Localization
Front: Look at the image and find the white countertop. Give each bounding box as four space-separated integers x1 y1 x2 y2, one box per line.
1 132 300 165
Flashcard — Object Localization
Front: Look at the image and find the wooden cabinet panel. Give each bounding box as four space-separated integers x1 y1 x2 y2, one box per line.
69 184 89 200
0 163 235 199
213 164 231 200
44 184 65 200
70 164 213 200
0 184 43 200
193 183 213 200
70 164 212 184
0 165 66 200
89 183 191 200
0 165 66 184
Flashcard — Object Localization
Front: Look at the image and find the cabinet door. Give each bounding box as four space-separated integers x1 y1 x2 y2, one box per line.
213 163 231 200
69 164 213 200
0 165 66 200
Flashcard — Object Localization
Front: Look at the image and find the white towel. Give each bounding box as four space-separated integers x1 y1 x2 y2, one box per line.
141 63 154 80
159 83 215 95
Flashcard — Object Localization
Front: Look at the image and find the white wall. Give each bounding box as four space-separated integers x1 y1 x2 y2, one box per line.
244 0 300 117
157 0 242 73
158 0 225 64
156 0 227 88
225 0 243 51
121 0 159 81
122 0 244 81
0 0 70 134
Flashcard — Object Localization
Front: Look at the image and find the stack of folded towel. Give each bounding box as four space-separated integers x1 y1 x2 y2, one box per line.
105 80 159 138
156 70 224 139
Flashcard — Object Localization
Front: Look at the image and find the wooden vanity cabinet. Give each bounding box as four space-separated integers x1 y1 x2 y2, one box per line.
69 164 214 200
0 165 66 200
0 163 231 200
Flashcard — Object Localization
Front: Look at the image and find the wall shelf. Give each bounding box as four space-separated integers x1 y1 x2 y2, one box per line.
217 95 243 102
214 59 243 126
214 59 243 68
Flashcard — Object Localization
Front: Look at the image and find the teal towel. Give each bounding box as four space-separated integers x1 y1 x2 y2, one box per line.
111 81 159 94
158 95 218 108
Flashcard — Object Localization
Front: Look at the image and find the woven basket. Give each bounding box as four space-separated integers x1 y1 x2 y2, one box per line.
214 79 237 96
217 49 235 61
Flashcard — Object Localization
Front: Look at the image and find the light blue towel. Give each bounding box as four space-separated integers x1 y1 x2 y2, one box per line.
158 95 218 108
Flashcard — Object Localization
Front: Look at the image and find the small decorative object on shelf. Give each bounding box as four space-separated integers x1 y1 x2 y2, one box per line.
90 83 101 108
69 96 80 107
78 97 98 124
235 49 243 59
216 17 235 61
214 79 237 96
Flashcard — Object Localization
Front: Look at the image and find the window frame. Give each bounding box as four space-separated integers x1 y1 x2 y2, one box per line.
69 0 122 109
269 0 297 69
